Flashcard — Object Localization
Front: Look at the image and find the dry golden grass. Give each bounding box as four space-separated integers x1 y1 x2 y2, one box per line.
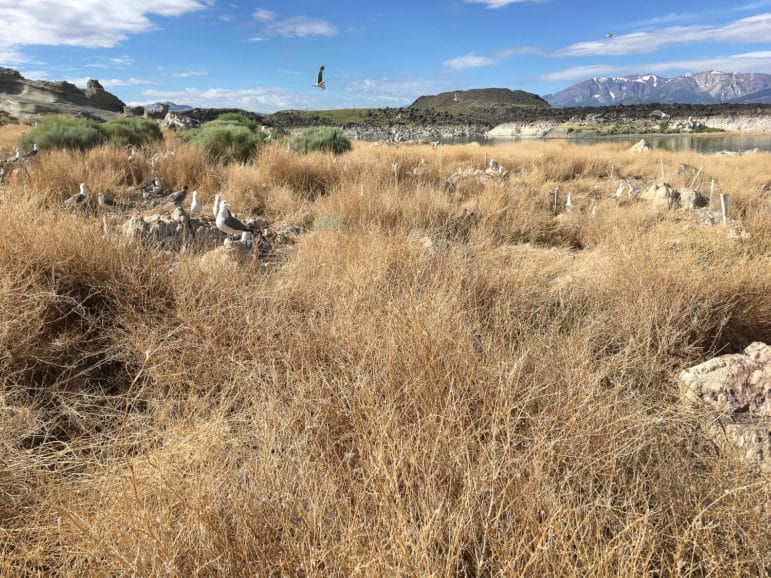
1 125 770 576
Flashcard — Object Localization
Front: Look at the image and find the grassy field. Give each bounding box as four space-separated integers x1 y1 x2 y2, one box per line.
0 126 769 576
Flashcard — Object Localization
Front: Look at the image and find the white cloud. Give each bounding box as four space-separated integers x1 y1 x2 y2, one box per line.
464 0 546 7
172 70 207 78
252 8 275 22
85 56 135 68
630 3 767 28
0 48 28 65
101 77 151 87
0 0 208 54
140 86 308 112
443 54 497 70
345 77 439 104
19 70 48 80
263 16 337 38
559 13 771 57
443 46 542 70
541 50 771 82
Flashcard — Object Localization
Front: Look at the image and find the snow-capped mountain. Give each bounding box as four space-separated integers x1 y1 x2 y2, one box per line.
544 71 771 107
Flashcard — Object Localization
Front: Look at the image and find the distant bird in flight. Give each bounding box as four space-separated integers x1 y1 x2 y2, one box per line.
313 65 326 90
606 32 614 39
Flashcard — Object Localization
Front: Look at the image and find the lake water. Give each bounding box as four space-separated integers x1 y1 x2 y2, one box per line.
489 133 771 153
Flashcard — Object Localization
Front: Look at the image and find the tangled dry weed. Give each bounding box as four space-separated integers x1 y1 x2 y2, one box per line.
0 127 769 576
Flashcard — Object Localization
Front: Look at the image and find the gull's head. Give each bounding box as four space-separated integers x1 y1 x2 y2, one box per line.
192 190 199 200
80 183 89 194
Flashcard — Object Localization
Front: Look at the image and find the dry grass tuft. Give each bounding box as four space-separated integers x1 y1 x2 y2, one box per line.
1 125 770 575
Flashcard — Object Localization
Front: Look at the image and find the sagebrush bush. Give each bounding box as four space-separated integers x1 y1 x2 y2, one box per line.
102 117 163 147
291 126 352 155
17 115 163 152
184 121 268 163
215 112 261 132
18 116 106 151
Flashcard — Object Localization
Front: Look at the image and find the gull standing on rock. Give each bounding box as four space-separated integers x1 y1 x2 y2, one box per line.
65 183 89 208
216 201 252 236
190 190 202 214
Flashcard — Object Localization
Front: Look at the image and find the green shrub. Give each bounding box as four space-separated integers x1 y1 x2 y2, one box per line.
215 112 260 132
183 123 268 163
102 117 163 147
18 116 106 152
17 115 163 152
291 127 352 155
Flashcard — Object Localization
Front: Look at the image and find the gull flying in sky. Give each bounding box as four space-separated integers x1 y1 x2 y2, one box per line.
313 65 326 90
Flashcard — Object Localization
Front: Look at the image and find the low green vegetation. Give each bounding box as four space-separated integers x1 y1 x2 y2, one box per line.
18 116 106 151
17 115 163 151
101 117 163 147
291 126 352 155
183 112 270 163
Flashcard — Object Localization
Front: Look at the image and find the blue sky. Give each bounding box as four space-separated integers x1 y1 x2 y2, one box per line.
1 0 770 112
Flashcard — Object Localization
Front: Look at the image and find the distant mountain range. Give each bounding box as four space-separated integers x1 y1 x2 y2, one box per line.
143 101 192 113
544 71 771 107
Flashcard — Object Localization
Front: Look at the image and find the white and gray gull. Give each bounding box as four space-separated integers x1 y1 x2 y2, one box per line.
65 183 89 208
216 201 252 236
167 185 188 205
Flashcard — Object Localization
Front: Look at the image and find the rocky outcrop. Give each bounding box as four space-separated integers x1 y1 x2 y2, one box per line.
629 139 653 153
117 203 299 264
641 183 709 211
641 183 679 209
0 67 124 120
680 343 771 472
160 112 196 131
84 79 125 112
